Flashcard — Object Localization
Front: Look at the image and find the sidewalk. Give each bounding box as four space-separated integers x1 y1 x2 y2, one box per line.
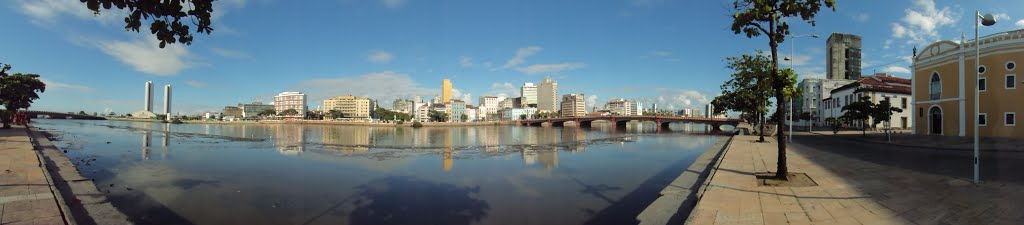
0 126 67 225
685 134 1024 225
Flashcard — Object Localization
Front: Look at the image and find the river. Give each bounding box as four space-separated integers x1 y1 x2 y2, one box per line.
34 119 722 225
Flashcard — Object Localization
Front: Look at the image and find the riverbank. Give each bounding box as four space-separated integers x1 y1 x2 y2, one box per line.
106 117 516 127
27 127 132 225
0 126 68 225
636 130 735 224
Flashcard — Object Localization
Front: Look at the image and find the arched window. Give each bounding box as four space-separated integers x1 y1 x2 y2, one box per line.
930 72 941 100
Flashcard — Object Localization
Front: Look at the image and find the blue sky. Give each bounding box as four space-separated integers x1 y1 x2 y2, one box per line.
2 0 1022 115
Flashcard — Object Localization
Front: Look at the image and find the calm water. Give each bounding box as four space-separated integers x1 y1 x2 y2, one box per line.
35 119 721 225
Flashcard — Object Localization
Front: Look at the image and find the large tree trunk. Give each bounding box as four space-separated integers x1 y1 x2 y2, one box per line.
769 18 788 180
759 110 765 142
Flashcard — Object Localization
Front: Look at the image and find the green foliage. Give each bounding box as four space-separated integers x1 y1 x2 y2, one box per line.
326 109 345 119
871 98 903 129
460 114 468 122
281 109 299 116
519 114 527 120
799 111 812 121
841 96 875 136
428 110 448 122
412 121 424 128
156 115 167 120
258 109 276 117
375 108 412 121
170 118 184 124
712 51 774 117
0 73 46 128
85 0 215 48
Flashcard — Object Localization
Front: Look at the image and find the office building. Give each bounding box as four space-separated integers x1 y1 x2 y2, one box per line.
449 100 466 122
393 99 414 113
222 106 242 118
442 79 452 102
323 95 371 119
604 98 634 115
498 98 514 110
560 94 586 117
827 33 862 80
521 83 537 107
478 96 500 117
274 92 307 118
162 85 172 120
144 81 153 112
538 78 558 113
240 102 274 118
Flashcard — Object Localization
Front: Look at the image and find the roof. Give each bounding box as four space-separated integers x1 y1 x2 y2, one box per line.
830 75 911 95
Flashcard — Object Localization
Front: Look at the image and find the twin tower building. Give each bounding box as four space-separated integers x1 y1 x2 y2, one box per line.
132 81 172 120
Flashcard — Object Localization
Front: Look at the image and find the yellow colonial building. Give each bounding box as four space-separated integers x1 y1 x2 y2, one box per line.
914 29 1024 137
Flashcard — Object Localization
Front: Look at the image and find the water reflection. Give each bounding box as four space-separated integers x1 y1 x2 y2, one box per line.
275 125 305 155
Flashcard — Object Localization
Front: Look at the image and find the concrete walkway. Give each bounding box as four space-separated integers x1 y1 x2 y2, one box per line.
686 134 1024 225
0 126 67 225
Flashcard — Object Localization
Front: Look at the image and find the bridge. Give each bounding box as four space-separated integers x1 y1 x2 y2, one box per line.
518 115 740 131
22 110 107 120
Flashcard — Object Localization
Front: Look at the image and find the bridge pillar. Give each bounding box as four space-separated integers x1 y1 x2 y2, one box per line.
710 122 723 132
552 121 565 127
615 119 628 128
579 120 592 128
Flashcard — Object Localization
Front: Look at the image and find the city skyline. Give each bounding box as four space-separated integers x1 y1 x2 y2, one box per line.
2 0 1021 115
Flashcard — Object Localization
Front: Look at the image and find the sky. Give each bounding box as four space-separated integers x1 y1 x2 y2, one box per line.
2 0 1022 115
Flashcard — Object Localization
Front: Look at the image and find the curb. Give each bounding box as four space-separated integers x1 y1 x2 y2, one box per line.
23 126 77 225
806 131 1024 153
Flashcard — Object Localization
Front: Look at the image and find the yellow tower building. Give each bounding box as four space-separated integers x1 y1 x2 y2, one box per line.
442 79 452 102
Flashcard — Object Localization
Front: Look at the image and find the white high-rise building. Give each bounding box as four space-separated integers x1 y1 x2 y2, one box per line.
537 78 558 113
560 94 586 117
478 96 500 118
274 92 307 118
631 101 643 116
163 85 172 121
144 81 153 112
521 83 537 107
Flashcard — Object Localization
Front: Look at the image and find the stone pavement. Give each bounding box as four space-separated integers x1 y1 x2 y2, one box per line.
685 134 1024 225
0 126 67 225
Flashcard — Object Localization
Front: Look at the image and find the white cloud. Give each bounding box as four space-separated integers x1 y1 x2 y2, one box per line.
97 38 193 76
880 66 911 74
650 51 672 57
367 50 394 64
883 39 893 50
794 66 826 79
16 0 123 25
1016 19 1024 28
39 78 93 92
382 0 405 8
585 95 598 112
652 88 710 110
501 46 542 69
993 13 1010 22
210 47 252 59
851 13 870 22
486 82 518 99
184 80 208 88
890 0 959 45
516 63 586 74
459 56 474 68
296 71 436 108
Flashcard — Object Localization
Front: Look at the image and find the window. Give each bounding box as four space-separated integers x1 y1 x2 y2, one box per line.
979 77 987 91
930 72 941 100
1008 61 1016 71
919 107 923 117
979 113 988 126
1006 112 1016 126
979 65 987 74
901 117 908 129
901 98 907 109
1007 74 1016 89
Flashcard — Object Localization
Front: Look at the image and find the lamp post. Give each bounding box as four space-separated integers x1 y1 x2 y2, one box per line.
974 12 997 184
785 34 819 142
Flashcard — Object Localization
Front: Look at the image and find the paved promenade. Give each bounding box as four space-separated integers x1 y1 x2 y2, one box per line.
0 126 66 225
686 133 1024 225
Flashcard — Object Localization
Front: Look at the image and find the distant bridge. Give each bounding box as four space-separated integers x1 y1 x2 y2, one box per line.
23 110 107 120
518 115 740 131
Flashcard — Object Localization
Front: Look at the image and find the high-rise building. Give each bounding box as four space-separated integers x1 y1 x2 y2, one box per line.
274 92 307 118
162 85 172 120
442 79 452 102
222 106 242 118
448 100 466 122
498 98 514 110
323 95 371 119
414 96 423 104
521 83 537 107
631 101 643 116
392 99 414 113
560 94 586 117
478 96 500 117
144 81 153 112
827 33 862 80
538 78 558 112
604 98 634 115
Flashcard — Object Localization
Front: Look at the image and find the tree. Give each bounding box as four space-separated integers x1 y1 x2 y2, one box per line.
730 0 835 179
841 96 874 136
428 110 448 122
799 112 812 121
258 109 276 117
460 114 469 122
281 109 299 116
0 73 46 128
327 109 346 119
84 0 215 48
712 52 774 142
871 98 903 140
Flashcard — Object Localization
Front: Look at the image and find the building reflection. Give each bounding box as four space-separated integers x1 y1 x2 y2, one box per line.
320 126 369 155
561 128 587 152
443 129 454 172
275 125 306 155
142 130 151 160
161 124 170 159
537 149 558 169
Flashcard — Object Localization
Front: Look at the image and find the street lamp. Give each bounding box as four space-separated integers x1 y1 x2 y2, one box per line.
974 12 997 184
785 34 819 143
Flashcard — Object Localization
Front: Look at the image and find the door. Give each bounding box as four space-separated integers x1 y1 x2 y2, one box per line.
930 107 942 134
